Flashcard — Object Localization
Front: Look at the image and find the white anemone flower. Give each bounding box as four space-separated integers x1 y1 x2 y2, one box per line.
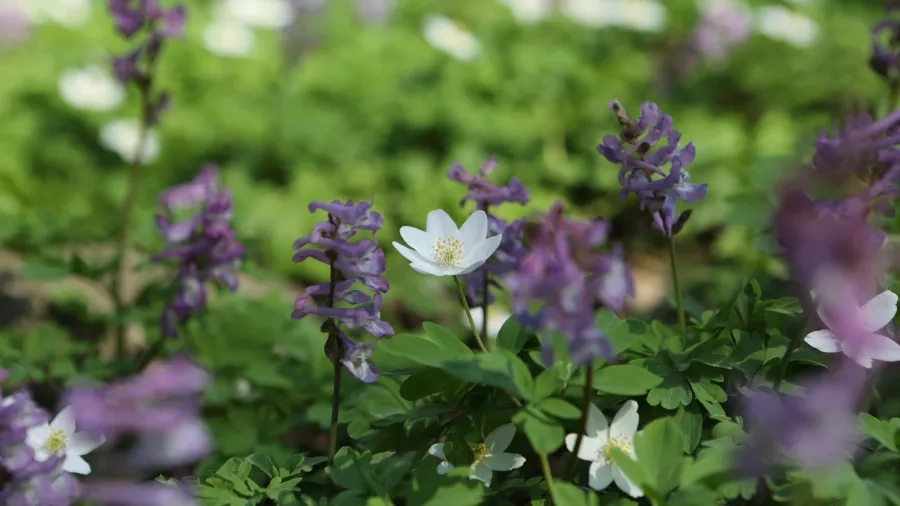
428 423 526 487
422 15 481 61
804 289 900 369
58 65 125 112
203 18 255 58
219 0 295 30
25 406 105 475
754 6 818 48
100 119 160 164
393 209 502 277
565 400 643 498
462 306 512 339
495 0 554 24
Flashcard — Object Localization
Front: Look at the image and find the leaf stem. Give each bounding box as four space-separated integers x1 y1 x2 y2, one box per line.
481 269 490 342
538 453 558 505
564 364 594 479
454 276 489 353
667 235 686 333
773 314 809 393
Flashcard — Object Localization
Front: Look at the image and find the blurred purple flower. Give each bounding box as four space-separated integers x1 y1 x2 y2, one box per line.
83 481 197 506
107 0 185 126
0 5 29 46
739 364 865 475
0 384 80 506
691 0 751 64
356 0 394 24
65 356 211 471
153 165 245 338
598 100 706 237
447 157 531 304
507 202 633 365
292 198 393 382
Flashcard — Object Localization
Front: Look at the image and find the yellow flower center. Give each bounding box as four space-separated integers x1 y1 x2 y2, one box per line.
602 435 633 462
45 429 67 454
433 236 464 267
470 443 490 463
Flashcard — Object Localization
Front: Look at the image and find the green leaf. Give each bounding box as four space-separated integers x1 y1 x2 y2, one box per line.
399 369 464 401
537 398 581 420
671 404 703 453
441 350 533 400
407 463 484 506
423 322 476 357
513 404 565 454
643 356 693 410
593 364 663 396
609 447 649 497
634 417 686 497
375 332 470 372
330 447 366 492
689 381 727 419
681 446 734 485
859 413 899 451
550 481 599 506
20 259 69 281
243 365 292 389
531 365 566 402
496 315 530 354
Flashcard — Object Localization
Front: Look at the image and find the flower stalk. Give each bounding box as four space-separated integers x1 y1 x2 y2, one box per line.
455 276 489 353
565 364 594 479
668 236 686 333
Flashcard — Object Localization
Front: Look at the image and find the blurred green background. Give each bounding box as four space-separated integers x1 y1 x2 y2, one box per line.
0 0 893 474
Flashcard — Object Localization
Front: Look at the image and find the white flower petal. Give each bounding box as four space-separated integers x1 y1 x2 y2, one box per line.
392 242 430 264
437 460 453 474
484 452 525 471
62 454 91 475
410 262 445 276
485 423 516 452
51 407 75 435
478 234 503 263
26 424 50 448
203 19 255 58
565 433 606 461
612 464 643 498
585 403 609 437
458 210 488 253
804 329 841 353
428 442 446 460
610 400 639 437
849 333 900 367
425 209 458 237
587 460 614 491
67 433 105 456
399 226 435 257
470 462 493 487
860 291 898 333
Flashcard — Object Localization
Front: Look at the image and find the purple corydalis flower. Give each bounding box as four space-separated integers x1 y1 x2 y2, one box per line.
153 165 245 338
507 202 633 365
0 385 80 506
83 481 198 506
739 364 865 475
108 0 185 39
292 198 393 382
598 100 707 237
448 158 531 303
65 357 211 470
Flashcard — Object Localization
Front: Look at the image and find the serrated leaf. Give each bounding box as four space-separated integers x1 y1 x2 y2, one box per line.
690 381 727 418
859 413 899 451
513 404 565 454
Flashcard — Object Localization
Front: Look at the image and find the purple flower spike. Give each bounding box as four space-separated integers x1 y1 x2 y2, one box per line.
739 364 865 476
65 357 211 470
83 481 198 506
293 198 393 383
153 165 244 338
599 100 706 237
506 202 633 365
447 158 531 303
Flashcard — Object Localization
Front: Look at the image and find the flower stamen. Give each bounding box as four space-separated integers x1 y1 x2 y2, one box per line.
470 442 490 463
433 236 464 267
44 428 67 454
601 434 633 462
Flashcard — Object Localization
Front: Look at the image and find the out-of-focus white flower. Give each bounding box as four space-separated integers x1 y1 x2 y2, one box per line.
40 0 91 28
495 0 554 24
755 5 818 48
462 306 512 339
692 0 752 63
219 0 295 29
619 0 666 32
560 0 620 28
203 18 255 57
100 119 160 164
422 15 481 61
58 65 125 112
